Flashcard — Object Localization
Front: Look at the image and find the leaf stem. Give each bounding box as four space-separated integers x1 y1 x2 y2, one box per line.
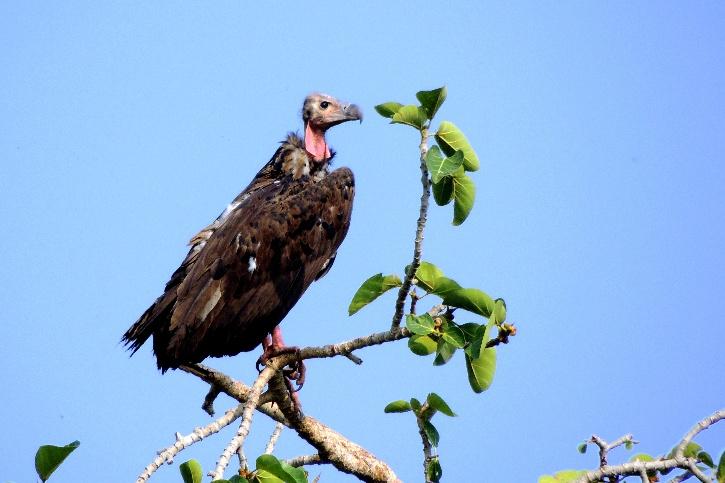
391 126 431 330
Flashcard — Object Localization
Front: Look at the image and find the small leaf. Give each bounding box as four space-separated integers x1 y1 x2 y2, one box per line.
179 459 203 483
443 288 494 317
348 273 402 315
35 441 80 482
406 313 436 335
435 120 480 171
427 457 443 483
410 398 422 412
228 477 250 483
432 176 454 206
625 440 633 450
459 322 481 341
423 421 440 447
441 323 465 349
682 442 703 458
426 147 464 184
413 261 444 292
629 453 654 462
391 105 428 129
413 261 462 296
452 172 475 225
716 450 725 482
433 339 456 366
416 86 447 119
494 298 507 324
466 347 496 393
465 324 487 359
426 393 456 417
577 443 587 454
408 334 437 356
384 400 412 413
699 450 715 468
374 102 403 118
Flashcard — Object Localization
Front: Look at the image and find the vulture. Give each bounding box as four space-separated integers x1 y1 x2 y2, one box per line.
122 93 361 380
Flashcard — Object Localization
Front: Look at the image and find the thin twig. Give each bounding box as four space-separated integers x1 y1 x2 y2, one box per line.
284 454 325 467
264 422 285 454
210 367 276 480
415 402 435 483
392 126 430 330
135 404 246 483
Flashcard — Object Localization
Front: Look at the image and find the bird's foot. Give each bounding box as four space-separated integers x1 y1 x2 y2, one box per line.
256 344 306 391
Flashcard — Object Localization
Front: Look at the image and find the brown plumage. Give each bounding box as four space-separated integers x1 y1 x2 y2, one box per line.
122 94 361 371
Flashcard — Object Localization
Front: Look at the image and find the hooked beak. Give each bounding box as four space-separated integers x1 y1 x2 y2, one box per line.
313 103 363 130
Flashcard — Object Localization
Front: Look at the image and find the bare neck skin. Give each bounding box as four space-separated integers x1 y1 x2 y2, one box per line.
304 123 330 161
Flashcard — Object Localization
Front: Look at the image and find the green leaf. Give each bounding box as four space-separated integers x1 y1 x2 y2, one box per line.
465 324 487 359
432 176 454 206
699 450 715 468
426 393 456 417
625 440 633 450
682 442 703 458
452 172 475 225
494 298 507 324
384 400 413 413
228 477 250 483
348 273 402 315
410 397 422 412
426 147 464 184
374 102 403 119
416 86 447 119
391 105 428 129
716 450 725 482
255 455 305 483
406 313 436 335
433 339 456 366
35 441 80 482
413 261 462 297
443 288 494 317
466 347 496 393
413 261 444 292
577 443 587 454
427 457 443 483
423 421 440 447
435 120 480 171
408 334 437 356
441 322 466 348
179 459 203 483
629 453 654 462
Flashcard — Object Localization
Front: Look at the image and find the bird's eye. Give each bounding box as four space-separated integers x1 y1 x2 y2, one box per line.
320 101 330 109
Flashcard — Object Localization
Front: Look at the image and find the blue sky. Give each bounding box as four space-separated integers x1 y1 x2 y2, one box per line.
1 2 723 482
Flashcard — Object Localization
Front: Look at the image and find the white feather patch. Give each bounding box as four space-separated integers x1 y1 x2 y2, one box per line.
199 287 222 321
248 256 257 273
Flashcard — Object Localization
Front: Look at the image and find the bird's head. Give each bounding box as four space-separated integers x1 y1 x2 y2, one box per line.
302 93 362 161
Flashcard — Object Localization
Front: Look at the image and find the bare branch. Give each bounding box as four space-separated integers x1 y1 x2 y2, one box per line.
392 126 431 330
415 402 435 483
135 403 246 483
284 454 325 467
209 366 276 480
577 409 724 483
264 422 285 454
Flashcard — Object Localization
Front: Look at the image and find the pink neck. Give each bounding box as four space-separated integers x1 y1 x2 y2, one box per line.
304 123 330 161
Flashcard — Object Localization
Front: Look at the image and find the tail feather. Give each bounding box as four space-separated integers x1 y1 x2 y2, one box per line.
122 293 175 355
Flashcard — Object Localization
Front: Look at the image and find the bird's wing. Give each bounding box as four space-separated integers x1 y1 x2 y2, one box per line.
159 167 355 365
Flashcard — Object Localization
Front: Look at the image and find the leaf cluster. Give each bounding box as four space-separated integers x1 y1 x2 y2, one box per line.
384 392 456 482
180 455 307 483
375 86 480 225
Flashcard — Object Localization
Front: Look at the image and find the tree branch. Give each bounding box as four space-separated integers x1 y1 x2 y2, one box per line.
284 454 325 467
392 126 430 330
577 409 724 483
